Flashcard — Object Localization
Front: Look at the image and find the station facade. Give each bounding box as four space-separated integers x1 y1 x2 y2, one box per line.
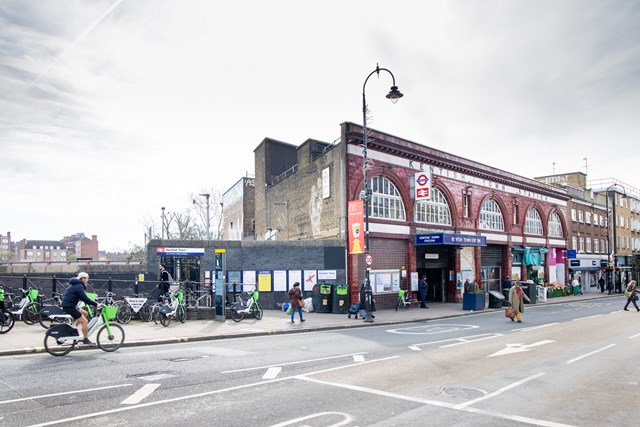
254 122 570 308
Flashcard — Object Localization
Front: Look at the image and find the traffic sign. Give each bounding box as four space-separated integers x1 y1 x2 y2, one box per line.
365 254 373 266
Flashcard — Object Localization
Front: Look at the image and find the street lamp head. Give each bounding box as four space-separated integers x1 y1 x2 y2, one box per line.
386 86 403 103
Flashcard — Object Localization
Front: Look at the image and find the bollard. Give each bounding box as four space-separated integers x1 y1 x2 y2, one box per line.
52 275 57 294
108 278 113 293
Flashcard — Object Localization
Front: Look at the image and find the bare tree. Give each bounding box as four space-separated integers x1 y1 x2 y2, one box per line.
190 186 224 240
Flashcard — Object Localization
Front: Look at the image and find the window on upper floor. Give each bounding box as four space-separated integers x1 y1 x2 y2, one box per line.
479 199 505 231
415 188 452 225
595 238 600 253
525 208 543 235
572 236 577 250
370 176 406 221
463 194 470 218
548 212 563 237
593 213 598 226
586 238 592 253
578 210 584 223
585 212 591 224
571 209 577 222
579 237 585 253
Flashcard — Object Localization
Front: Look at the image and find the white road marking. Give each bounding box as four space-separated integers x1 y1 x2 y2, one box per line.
408 333 503 351
513 323 559 332
566 344 616 364
120 384 160 405
24 356 397 427
138 373 176 381
268 411 353 427
571 314 602 321
440 333 503 348
453 372 546 409
300 374 575 426
629 333 640 339
0 384 132 406
263 367 282 380
353 354 365 362
488 340 555 358
221 352 368 373
387 324 479 335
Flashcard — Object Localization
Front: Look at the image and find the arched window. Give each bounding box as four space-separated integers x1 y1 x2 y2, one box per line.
415 188 452 225
525 208 543 235
370 176 406 221
548 212 563 237
479 199 505 231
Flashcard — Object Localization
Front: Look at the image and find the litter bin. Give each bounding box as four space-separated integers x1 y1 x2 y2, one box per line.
315 284 333 313
488 290 505 309
331 284 349 314
521 281 537 304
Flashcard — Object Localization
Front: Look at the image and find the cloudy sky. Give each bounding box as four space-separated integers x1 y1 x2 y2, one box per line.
1 0 639 252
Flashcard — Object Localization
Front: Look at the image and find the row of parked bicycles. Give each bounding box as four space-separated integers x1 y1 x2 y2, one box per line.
0 285 189 334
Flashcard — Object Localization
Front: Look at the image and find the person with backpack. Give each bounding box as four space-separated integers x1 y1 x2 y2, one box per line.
158 263 173 301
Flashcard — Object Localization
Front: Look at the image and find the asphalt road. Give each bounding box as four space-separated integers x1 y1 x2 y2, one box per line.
1 297 638 426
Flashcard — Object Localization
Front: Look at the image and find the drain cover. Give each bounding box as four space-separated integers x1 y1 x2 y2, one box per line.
440 386 487 399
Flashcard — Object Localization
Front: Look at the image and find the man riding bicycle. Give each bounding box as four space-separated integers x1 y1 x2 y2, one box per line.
61 272 101 345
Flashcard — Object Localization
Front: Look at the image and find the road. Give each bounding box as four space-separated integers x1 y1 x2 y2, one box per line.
1 297 638 426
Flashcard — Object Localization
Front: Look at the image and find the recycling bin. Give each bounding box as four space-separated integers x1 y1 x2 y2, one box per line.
331 284 349 314
315 284 333 313
488 290 505 309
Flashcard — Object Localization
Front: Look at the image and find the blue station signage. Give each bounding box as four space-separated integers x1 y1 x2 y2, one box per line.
414 233 487 247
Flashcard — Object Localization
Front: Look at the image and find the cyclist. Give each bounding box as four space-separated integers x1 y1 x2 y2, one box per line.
61 272 101 345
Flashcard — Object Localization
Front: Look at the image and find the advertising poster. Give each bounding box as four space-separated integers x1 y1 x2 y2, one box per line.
348 200 364 254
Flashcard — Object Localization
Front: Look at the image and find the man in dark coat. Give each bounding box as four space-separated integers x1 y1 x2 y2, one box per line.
61 272 100 345
158 264 172 301
418 276 428 308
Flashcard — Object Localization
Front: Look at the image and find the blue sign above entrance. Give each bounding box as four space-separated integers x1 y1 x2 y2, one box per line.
414 233 487 247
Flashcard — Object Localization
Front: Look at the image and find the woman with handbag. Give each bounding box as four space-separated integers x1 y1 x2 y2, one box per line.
508 281 530 323
288 282 305 323
623 280 639 312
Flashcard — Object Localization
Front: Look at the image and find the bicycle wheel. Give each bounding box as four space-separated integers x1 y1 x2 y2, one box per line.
44 329 75 356
253 304 263 320
23 302 41 325
177 304 186 323
139 303 152 322
97 323 125 352
38 310 52 329
0 311 15 334
151 303 162 324
116 305 132 324
188 292 197 307
230 307 244 322
159 312 170 327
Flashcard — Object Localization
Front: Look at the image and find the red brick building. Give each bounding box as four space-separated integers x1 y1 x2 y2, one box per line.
254 122 570 307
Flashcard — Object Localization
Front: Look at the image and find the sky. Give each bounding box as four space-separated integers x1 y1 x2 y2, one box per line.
1 0 639 252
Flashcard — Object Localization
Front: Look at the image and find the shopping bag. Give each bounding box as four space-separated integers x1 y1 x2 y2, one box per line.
505 307 516 319
285 305 292 315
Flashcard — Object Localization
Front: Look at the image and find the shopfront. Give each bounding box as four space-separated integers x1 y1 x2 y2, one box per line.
415 232 487 302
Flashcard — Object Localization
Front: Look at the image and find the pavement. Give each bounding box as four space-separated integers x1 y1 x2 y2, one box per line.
0 291 622 357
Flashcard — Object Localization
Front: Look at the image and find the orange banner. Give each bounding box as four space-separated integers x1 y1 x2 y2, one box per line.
348 200 364 254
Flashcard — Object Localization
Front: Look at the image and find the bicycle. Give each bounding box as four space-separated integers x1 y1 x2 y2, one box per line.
116 294 153 324
157 289 186 327
43 305 125 356
229 288 263 322
186 287 213 308
395 289 412 311
38 291 66 329
7 287 42 325
0 287 15 334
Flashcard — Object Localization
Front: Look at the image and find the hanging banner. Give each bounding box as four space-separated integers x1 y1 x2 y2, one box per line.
348 200 364 254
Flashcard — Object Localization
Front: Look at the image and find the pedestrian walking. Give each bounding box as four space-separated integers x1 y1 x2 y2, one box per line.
418 276 428 308
623 280 639 312
598 277 605 293
508 281 530 323
288 282 305 323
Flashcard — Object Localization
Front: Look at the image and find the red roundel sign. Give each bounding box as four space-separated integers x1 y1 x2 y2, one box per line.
365 254 373 266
